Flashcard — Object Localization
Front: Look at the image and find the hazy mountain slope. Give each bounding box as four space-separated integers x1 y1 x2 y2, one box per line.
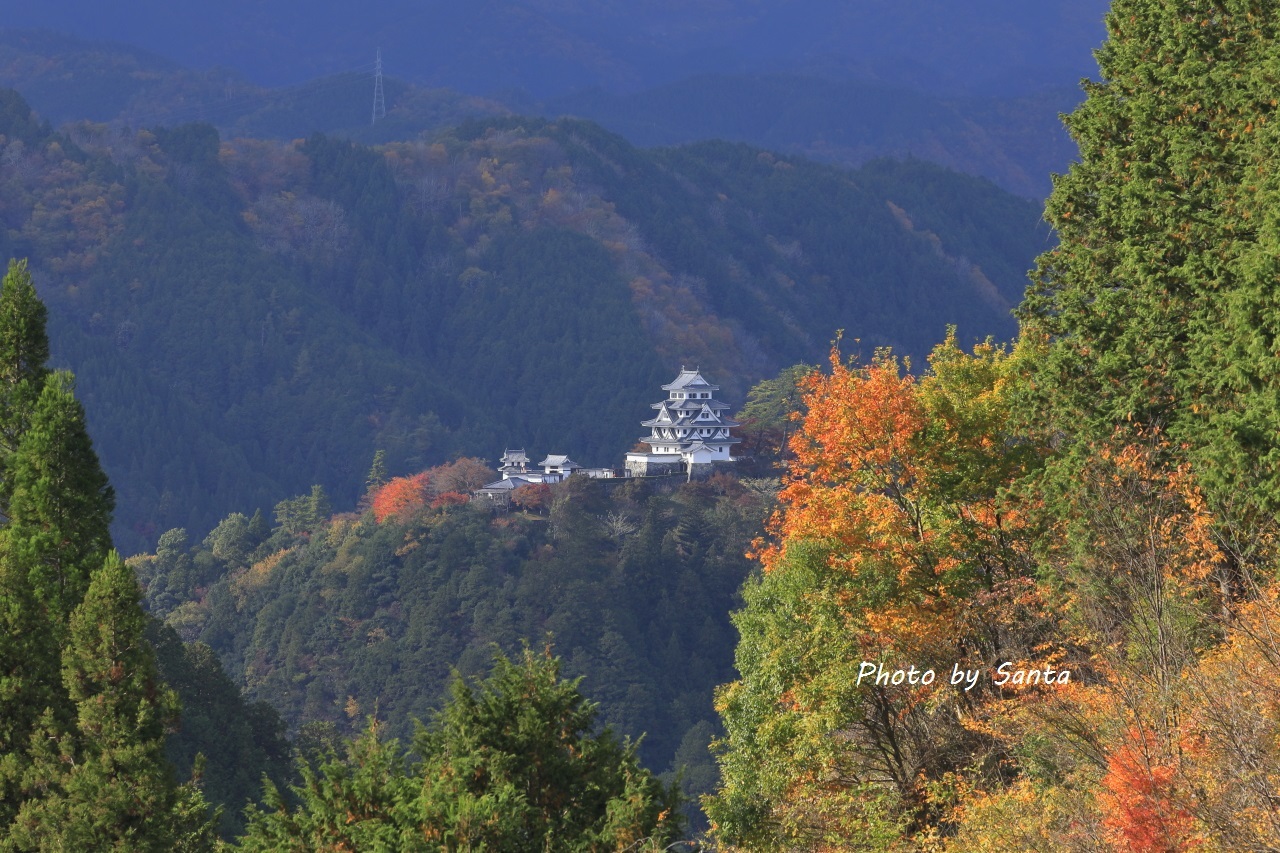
5 2 1108 98
546 74 1082 198
0 32 1079 197
0 30 509 140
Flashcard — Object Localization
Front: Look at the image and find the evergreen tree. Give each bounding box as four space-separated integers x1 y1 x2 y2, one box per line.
0 259 49 505
411 647 684 851
239 720 412 852
6 552 217 851
0 553 59 832
3 371 113 626
241 647 684 850
1019 1 1280 558
366 449 388 492
0 264 87 835
0 263 216 847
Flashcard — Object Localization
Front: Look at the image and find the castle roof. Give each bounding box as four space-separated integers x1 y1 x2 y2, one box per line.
539 455 581 469
642 410 739 428
662 368 719 392
477 475 539 493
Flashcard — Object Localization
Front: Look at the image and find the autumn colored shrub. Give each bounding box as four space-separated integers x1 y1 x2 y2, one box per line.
425 457 495 497
429 490 470 508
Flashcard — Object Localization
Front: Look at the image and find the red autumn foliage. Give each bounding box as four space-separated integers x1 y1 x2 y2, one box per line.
371 472 431 523
1099 727 1199 853
430 490 470 508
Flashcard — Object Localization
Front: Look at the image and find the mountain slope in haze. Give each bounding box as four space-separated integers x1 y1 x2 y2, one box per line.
2 29 1081 197
0 29 509 140
546 74 1082 199
5 2 1108 99
0 91 1045 554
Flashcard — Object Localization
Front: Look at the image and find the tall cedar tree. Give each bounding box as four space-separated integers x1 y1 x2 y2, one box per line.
0 543 58 829
0 260 49 515
0 260 214 848
7 552 216 851
4 371 113 627
1019 0 1280 560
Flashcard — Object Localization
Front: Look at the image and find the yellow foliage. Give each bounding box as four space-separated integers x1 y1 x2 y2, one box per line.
231 548 289 605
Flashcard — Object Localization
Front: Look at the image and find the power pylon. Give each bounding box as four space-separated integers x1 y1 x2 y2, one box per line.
372 49 386 125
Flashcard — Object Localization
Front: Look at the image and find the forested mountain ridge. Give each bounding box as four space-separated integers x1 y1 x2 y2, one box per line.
0 29 1079 198
0 89 1045 554
0 29 510 144
6 3 1108 99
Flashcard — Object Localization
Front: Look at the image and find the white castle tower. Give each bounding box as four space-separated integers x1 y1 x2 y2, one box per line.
626 368 740 477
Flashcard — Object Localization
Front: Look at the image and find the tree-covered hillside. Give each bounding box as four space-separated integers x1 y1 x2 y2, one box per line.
706 2 1280 849
0 89 1044 554
131 467 776 822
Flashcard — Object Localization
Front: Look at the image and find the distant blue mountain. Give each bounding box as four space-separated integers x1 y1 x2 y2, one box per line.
7 1 1109 98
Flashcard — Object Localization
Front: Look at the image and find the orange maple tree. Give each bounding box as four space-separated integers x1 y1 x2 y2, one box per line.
371 472 431 523
709 333 1050 846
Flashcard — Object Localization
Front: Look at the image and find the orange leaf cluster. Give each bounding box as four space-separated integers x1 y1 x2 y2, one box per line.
371 472 431 523
1099 728 1200 853
758 349 929 578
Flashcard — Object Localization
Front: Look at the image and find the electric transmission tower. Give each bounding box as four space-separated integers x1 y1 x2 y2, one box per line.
372 49 386 125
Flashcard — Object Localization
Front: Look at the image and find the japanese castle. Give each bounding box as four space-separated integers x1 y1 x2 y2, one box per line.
624 368 740 477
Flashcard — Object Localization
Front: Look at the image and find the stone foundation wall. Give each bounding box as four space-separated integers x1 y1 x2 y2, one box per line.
625 457 684 478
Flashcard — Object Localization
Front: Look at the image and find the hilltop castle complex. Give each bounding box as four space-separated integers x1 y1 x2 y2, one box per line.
476 369 739 504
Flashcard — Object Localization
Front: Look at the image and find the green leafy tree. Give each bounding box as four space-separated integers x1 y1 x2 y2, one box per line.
413 647 683 851
1019 0 1280 562
203 514 253 567
733 363 814 467
239 719 413 852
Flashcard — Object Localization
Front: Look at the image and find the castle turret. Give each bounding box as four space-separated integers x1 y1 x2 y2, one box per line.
498 449 530 480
